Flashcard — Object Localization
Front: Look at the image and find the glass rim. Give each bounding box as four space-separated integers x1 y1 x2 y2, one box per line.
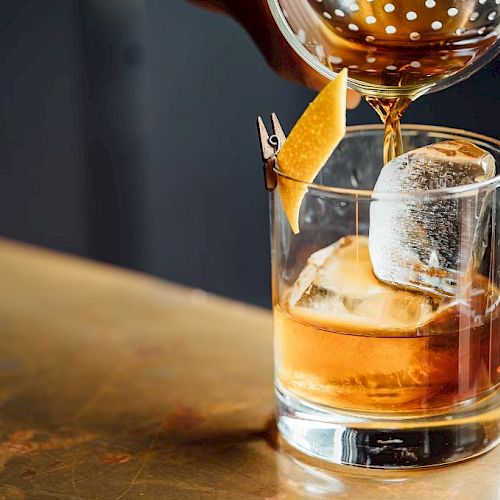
274 124 500 201
267 0 500 97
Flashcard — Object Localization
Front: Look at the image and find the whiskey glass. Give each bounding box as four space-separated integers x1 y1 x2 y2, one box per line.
272 124 500 468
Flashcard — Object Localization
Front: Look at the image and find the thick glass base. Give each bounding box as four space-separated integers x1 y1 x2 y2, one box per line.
276 385 500 469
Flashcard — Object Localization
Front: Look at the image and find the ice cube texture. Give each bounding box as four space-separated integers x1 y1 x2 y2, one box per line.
288 236 441 332
369 140 495 297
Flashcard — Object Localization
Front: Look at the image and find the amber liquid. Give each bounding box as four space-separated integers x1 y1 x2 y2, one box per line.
283 0 499 161
275 278 500 415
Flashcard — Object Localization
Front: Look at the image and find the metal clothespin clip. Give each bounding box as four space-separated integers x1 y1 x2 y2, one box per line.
257 113 287 192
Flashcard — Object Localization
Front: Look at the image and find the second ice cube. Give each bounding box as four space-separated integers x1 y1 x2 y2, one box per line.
369 140 495 297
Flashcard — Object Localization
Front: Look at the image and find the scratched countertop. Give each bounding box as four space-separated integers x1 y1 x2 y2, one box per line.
0 239 498 499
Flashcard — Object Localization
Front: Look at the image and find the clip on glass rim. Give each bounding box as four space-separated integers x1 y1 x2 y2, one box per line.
257 113 286 191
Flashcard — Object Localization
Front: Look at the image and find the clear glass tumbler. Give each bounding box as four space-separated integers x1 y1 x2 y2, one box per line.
272 124 500 468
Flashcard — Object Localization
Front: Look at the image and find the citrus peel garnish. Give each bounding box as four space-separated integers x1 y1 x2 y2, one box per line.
276 68 347 234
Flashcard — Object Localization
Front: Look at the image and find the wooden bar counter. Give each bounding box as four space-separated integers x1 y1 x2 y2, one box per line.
0 239 498 499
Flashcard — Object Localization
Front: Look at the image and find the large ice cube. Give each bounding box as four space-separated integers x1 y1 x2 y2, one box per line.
288 236 441 332
369 140 495 297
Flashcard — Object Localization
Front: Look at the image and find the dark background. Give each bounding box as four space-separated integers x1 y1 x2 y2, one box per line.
0 0 498 307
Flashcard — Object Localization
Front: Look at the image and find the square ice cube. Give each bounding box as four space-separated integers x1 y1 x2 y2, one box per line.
369 140 495 297
288 236 440 331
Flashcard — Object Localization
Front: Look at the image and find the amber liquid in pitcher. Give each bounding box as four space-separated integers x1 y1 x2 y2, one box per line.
292 0 499 161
